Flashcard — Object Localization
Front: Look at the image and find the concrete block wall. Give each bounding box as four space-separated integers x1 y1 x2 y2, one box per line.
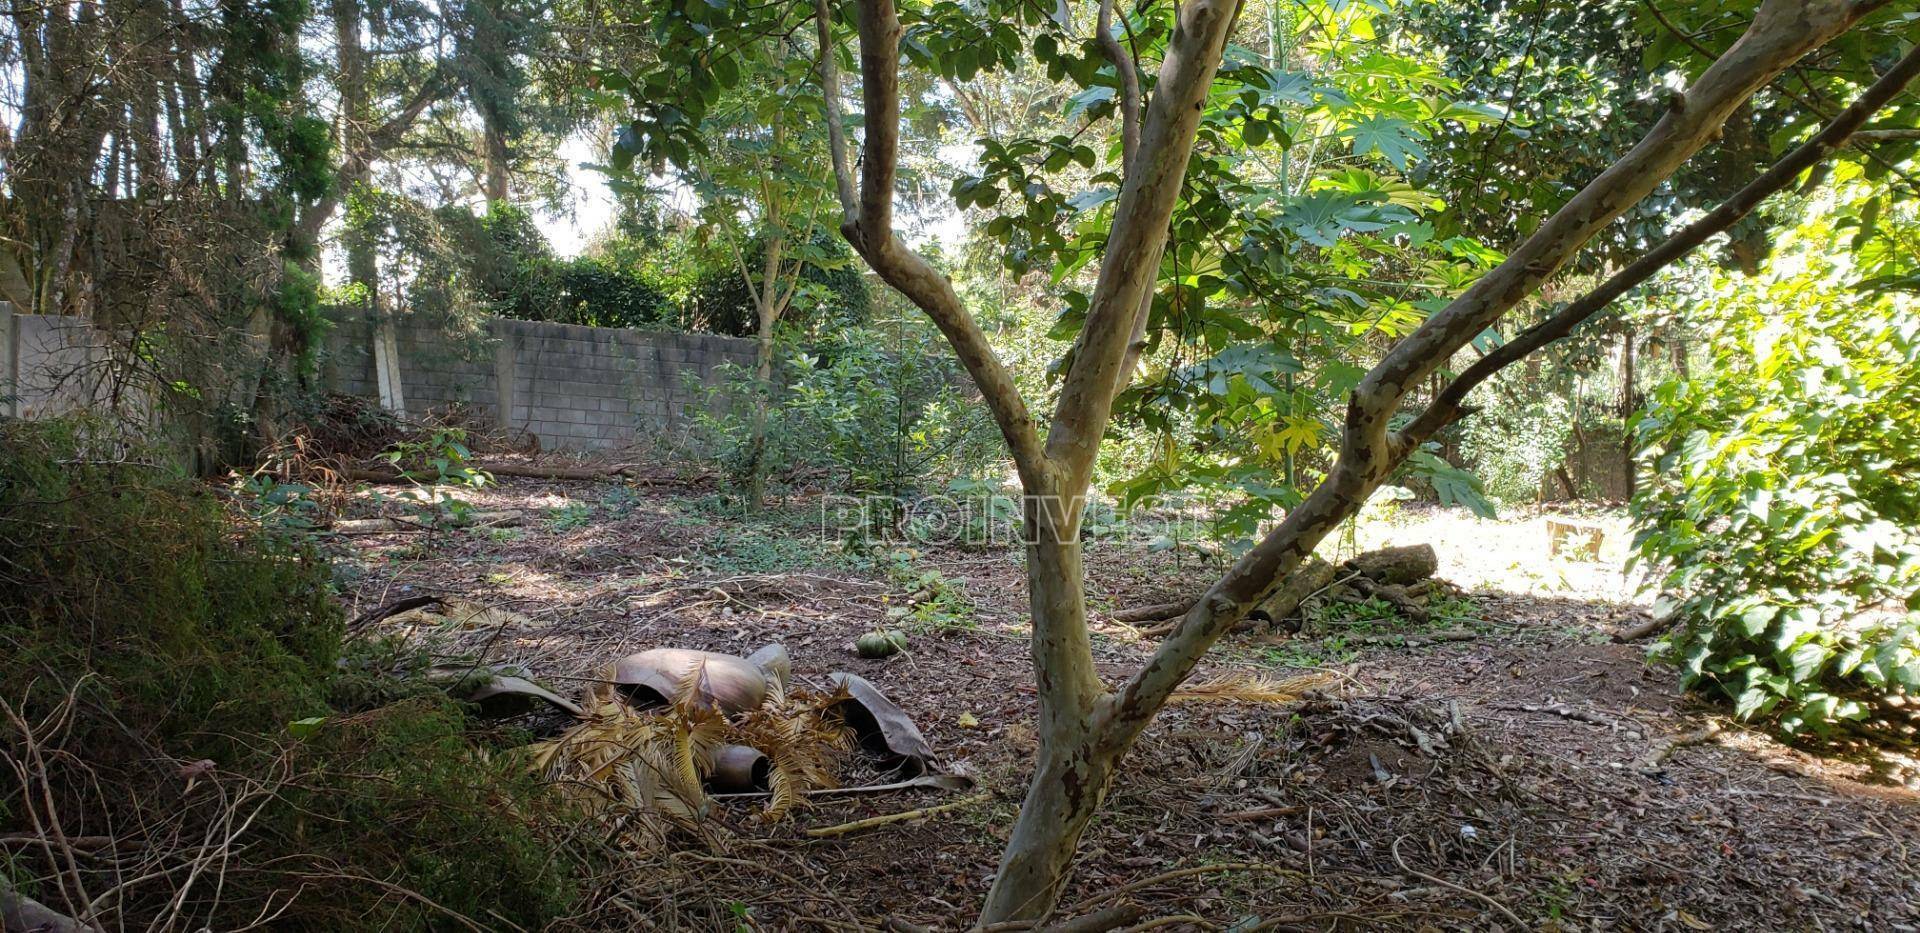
324 310 757 451
3 308 127 419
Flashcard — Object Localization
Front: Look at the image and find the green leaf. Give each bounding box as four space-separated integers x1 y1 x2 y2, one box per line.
1345 116 1426 171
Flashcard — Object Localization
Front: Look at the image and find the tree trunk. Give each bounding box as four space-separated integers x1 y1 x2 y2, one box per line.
745 306 775 508
743 224 784 510
483 119 510 203
981 526 1110 924
1618 328 1637 501
981 738 1118 923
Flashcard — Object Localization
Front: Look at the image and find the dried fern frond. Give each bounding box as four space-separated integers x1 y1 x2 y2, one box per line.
1169 670 1332 704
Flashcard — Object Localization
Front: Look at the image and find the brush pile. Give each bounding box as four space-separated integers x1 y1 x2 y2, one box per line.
526 644 947 846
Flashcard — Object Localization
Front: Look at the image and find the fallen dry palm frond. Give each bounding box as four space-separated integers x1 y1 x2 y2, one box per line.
529 700 725 838
1168 670 1333 704
730 685 855 820
528 677 856 839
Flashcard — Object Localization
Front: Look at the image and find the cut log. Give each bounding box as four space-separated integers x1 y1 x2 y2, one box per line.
1352 579 1429 624
1118 544 1438 632
1111 598 1198 626
1246 556 1337 624
1342 544 1437 587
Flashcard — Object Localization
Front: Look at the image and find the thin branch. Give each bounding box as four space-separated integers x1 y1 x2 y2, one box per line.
1399 41 1920 451
1103 0 1889 733
1853 127 1920 143
813 0 858 227
1095 0 1162 400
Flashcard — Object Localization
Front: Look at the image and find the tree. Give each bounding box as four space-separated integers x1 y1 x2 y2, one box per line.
596 2 848 507
822 0 1912 921
605 0 1912 919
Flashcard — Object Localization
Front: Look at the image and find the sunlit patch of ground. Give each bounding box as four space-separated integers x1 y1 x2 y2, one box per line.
1344 502 1645 606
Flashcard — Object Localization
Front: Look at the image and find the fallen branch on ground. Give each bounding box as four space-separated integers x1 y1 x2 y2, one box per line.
327 511 524 534
710 771 975 801
1635 722 1724 773
1503 703 1619 729
345 463 694 484
804 791 991 838
1612 611 1676 643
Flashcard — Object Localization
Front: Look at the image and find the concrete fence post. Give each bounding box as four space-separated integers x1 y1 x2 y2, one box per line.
372 316 407 416
493 318 518 432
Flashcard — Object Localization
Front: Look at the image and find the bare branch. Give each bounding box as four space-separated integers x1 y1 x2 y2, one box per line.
813 0 858 227
1093 0 1142 176
1046 0 1242 494
1853 127 1920 143
843 0 1050 488
1105 0 1886 731
1401 42 1920 451
1093 0 1162 399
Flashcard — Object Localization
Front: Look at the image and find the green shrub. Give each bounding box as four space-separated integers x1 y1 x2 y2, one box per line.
0 420 586 929
263 698 583 931
1631 237 1920 737
443 203 671 329
554 255 672 327
679 323 998 499
1458 370 1573 504
0 418 340 752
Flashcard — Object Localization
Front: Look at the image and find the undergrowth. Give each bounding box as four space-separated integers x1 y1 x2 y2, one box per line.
0 418 588 929
1265 593 1485 667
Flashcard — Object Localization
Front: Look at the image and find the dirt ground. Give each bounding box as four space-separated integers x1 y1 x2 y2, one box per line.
335 472 1920 931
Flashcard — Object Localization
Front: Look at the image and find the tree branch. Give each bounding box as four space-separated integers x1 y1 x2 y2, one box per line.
814 0 858 227
843 0 1050 489
1853 127 1920 143
1094 0 1163 400
368 69 451 153
1045 0 1241 497
1400 42 1920 451
1101 0 1887 736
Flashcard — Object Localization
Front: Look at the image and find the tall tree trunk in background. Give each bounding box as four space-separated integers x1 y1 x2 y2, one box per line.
744 227 784 509
482 118 510 203
329 0 403 413
742 115 788 510
1618 327 1637 501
